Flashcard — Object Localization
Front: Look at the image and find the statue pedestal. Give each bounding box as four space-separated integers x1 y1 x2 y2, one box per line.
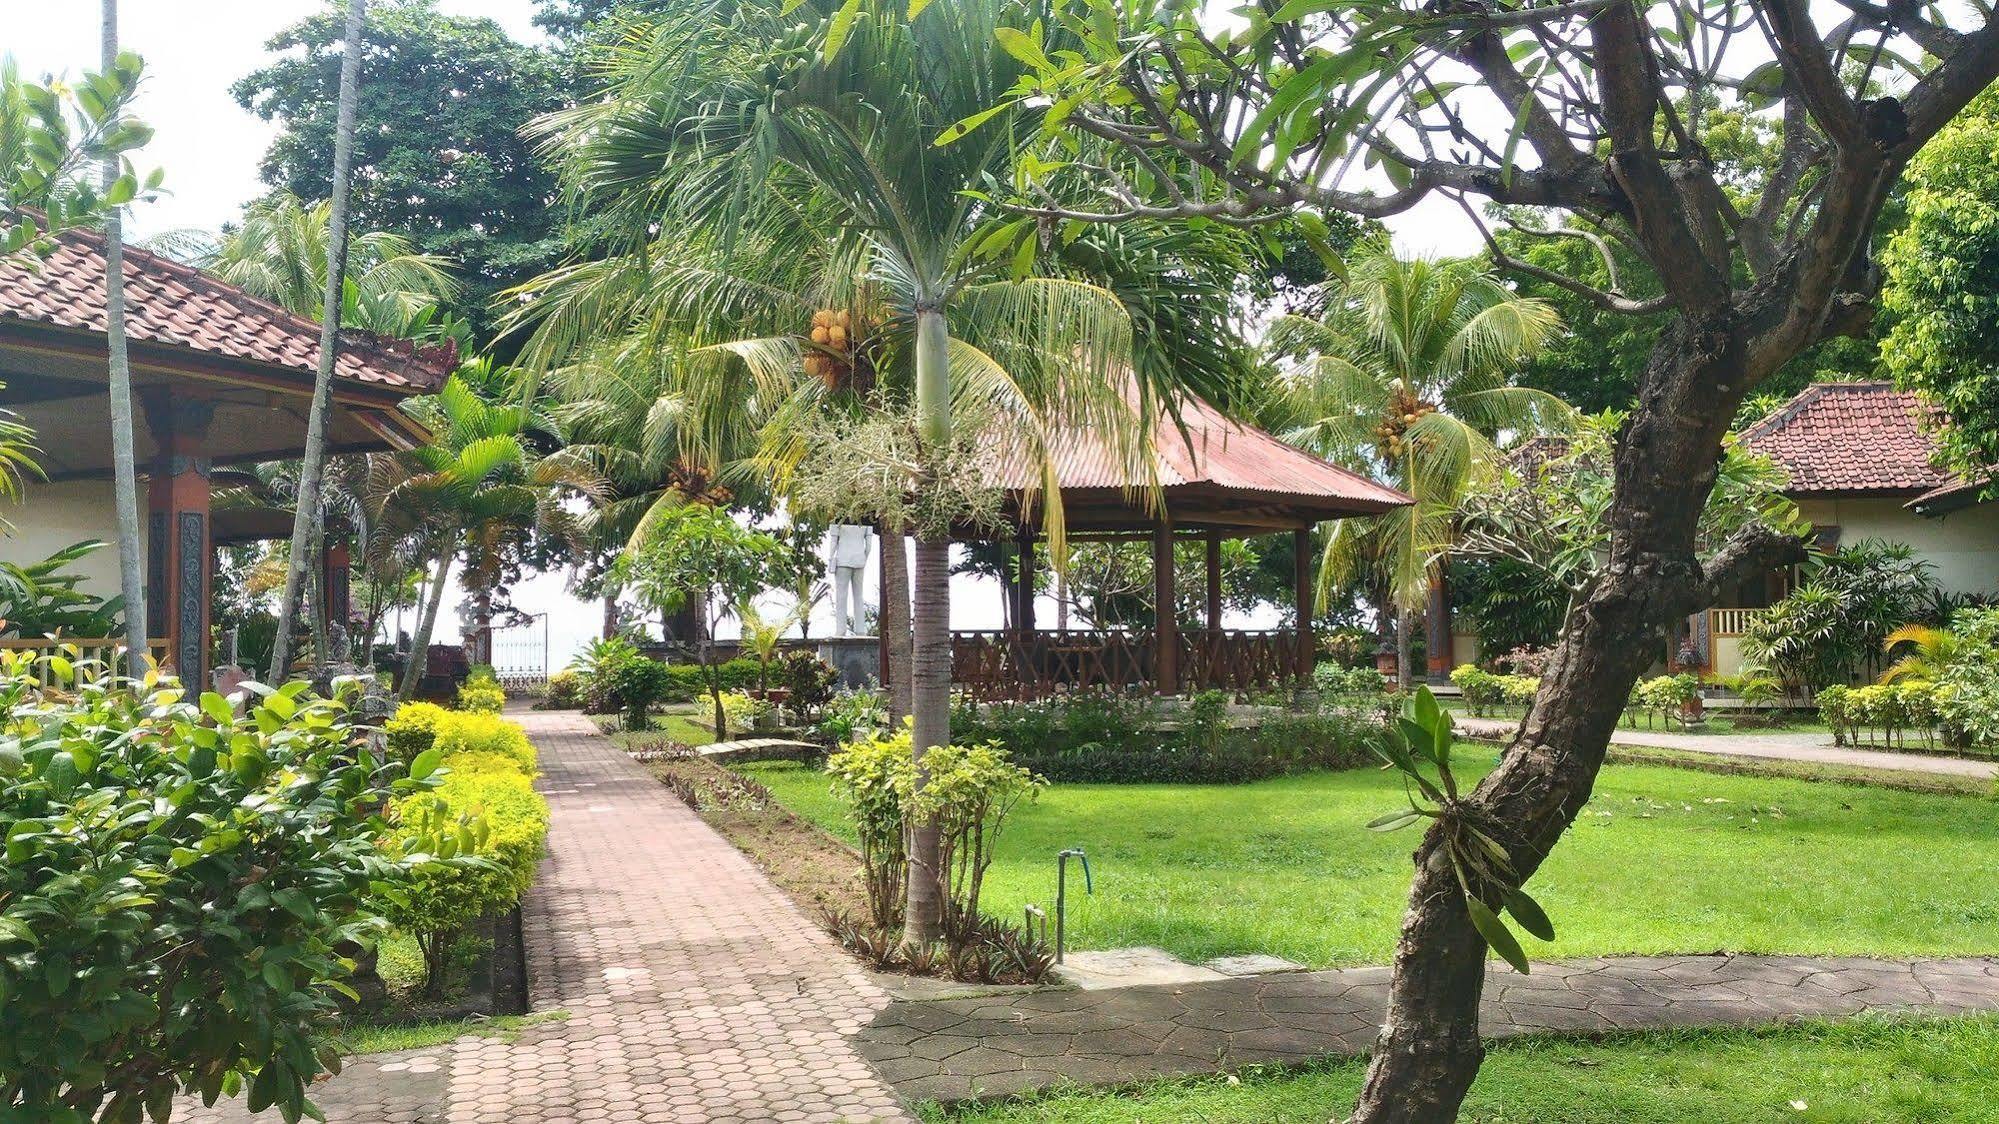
816 636 881 690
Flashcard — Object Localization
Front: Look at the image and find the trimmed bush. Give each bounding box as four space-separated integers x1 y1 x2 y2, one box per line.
431 711 538 772
602 652 673 730
385 700 451 760
542 669 584 710
457 671 506 714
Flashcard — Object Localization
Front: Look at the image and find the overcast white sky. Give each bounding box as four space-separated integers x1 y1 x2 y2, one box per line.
8 1 1472 669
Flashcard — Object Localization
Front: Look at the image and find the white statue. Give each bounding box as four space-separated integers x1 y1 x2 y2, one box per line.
827 524 874 637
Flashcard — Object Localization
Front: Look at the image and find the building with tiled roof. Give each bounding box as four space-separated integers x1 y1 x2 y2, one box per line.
0 225 454 685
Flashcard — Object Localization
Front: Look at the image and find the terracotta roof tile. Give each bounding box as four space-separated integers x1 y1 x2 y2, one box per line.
0 226 453 394
1739 381 1953 495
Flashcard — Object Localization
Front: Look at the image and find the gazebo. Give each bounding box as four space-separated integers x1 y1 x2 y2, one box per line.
0 227 453 685
901 393 1410 700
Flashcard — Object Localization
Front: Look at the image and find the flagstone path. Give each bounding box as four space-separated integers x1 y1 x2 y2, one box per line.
1456 715 1999 781
861 952 1999 1105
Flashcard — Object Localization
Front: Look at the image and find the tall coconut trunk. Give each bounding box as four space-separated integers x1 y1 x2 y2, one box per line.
269 0 367 682
880 527 912 722
399 546 452 701
1395 607 1414 689
100 0 148 678
901 305 952 949
1348 315 1811 1123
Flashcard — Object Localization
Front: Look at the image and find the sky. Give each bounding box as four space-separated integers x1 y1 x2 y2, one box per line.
7 1 1474 673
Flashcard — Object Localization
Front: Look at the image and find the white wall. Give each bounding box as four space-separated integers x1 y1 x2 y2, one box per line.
1795 497 1999 595
3 479 139 602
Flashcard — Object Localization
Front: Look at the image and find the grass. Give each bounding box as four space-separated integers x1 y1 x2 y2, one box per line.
603 702 718 748
739 753 1999 969
927 1014 1999 1123
339 1011 567 1055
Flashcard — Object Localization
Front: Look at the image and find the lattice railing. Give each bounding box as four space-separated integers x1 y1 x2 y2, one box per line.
951 628 1301 700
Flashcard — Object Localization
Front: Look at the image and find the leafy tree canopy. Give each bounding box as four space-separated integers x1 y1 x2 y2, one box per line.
1881 87 1999 489
231 0 567 331
0 53 158 259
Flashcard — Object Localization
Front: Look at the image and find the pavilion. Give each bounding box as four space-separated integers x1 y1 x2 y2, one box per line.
0 226 453 686
897 391 1410 699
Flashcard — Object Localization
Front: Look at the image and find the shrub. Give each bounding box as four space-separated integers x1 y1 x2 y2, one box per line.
719 690 772 731
430 711 538 773
1450 665 1503 716
781 650 839 711
458 675 506 715
542 669 584 710
906 741 1047 941
1500 674 1541 711
1317 662 1387 697
1629 673 1700 728
1817 684 1853 744
385 700 451 761
816 688 890 746
603 652 673 731
379 745 548 996
825 727 910 930
574 636 640 713
0 666 435 1121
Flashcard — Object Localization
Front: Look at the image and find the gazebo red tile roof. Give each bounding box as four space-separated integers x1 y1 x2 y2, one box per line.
0 226 455 392
991 389 1409 534
1738 381 1954 496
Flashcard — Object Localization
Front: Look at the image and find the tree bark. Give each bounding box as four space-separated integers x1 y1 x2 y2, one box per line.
270 0 366 682
100 0 148 677
1349 313 1811 1123
1395 607 1414 689
398 547 452 701
902 534 950 948
882 529 913 722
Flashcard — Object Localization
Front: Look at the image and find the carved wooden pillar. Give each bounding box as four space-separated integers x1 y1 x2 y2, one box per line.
1294 527 1315 682
1153 518 1178 695
143 394 215 687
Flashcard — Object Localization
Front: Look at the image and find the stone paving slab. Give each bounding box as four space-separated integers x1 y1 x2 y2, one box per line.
1456 716 1999 780
182 709 910 1124
861 953 1999 1105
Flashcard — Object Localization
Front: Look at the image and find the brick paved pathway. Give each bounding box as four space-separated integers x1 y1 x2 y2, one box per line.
1457 715 1998 781
183 709 910 1124
861 953 1999 1105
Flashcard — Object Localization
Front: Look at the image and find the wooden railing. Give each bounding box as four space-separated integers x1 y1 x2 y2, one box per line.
951 628 1303 701
1709 608 1767 637
0 637 173 683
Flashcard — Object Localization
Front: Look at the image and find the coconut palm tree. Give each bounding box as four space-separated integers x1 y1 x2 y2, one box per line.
1268 250 1565 685
209 192 458 335
515 0 1264 946
366 375 603 699
1879 624 1963 685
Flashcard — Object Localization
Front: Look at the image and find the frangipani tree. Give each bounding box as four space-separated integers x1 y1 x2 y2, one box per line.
968 0 1999 1115
1267 249 1565 684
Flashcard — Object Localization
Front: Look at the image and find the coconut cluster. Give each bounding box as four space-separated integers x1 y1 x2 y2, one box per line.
1375 388 1438 461
803 307 859 389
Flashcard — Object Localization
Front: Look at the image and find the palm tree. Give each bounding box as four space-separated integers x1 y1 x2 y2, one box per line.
267 0 368 683
209 192 458 335
100 0 147 672
366 375 602 699
1879 624 1963 684
516 0 1247 946
1268 250 1565 685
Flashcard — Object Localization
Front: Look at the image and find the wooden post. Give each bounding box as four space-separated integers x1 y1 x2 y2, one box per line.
1016 525 1037 633
1153 518 1178 694
1293 527 1315 682
877 522 892 692
142 394 215 687
1204 530 1222 632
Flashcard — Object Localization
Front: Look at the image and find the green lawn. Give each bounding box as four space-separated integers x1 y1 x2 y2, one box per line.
739 755 1999 968
929 1014 1999 1123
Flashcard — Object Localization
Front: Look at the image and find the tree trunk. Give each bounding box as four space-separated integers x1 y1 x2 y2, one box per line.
399 547 452 701
902 533 950 949
1348 314 1810 1122
1395 608 1414 689
100 0 148 676
881 528 913 722
269 0 367 682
